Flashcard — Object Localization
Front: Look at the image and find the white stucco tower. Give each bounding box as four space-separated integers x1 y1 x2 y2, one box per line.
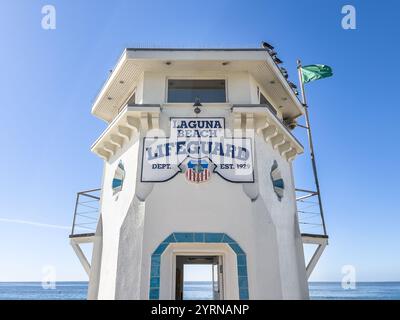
70 47 328 300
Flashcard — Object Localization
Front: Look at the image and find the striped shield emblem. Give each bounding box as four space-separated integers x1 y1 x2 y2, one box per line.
185 159 210 183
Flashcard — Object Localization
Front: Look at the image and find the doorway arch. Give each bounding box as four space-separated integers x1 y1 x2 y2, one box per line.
149 232 249 300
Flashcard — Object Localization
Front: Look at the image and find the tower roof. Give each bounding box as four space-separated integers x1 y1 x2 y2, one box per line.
92 48 304 122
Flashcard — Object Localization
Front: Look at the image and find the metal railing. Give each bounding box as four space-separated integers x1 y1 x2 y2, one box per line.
296 188 327 236
69 187 325 239
70 188 101 237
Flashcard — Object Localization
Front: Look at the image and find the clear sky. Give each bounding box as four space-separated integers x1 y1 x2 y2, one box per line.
0 0 399 283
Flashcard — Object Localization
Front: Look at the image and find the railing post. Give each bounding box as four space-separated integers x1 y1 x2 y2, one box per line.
71 192 80 236
71 188 101 237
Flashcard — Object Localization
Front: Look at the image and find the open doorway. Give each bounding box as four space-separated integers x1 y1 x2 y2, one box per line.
175 255 223 300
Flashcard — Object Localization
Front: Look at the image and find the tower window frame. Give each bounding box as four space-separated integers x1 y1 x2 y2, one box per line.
166 78 228 104
257 86 278 116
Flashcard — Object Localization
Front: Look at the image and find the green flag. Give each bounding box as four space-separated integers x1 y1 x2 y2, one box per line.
301 64 333 83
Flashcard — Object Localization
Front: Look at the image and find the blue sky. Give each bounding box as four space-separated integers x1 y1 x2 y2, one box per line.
0 0 399 282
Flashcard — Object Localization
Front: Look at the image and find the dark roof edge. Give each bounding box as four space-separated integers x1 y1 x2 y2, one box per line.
126 48 268 52
301 233 329 239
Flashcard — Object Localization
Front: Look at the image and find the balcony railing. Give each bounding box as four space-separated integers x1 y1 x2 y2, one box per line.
70 188 101 238
69 187 326 241
296 188 327 236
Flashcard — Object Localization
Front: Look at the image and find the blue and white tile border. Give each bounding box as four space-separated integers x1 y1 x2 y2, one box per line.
149 232 249 300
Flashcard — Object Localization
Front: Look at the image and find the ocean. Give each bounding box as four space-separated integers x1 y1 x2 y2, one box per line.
0 281 399 300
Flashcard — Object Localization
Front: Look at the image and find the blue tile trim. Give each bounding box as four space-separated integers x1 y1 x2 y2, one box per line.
163 234 176 244
150 264 160 277
149 288 159 300
149 232 249 300
194 232 204 242
237 265 248 277
239 288 249 300
174 232 194 242
150 277 160 288
237 254 247 266
238 276 248 289
229 243 245 255
205 233 224 243
221 234 236 244
153 243 169 255
151 255 161 266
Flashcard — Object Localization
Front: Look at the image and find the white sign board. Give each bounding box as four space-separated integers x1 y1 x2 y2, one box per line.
170 118 225 139
141 118 254 183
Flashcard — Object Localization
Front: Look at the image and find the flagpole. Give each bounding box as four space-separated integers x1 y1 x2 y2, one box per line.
297 59 327 236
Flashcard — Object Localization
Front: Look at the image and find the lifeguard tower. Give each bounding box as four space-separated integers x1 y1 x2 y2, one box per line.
69 45 328 300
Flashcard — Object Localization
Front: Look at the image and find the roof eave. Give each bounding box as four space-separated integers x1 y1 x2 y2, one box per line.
91 48 305 122
91 49 129 122
262 51 305 118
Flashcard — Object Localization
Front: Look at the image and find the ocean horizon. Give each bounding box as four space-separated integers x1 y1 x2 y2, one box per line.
0 281 399 300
